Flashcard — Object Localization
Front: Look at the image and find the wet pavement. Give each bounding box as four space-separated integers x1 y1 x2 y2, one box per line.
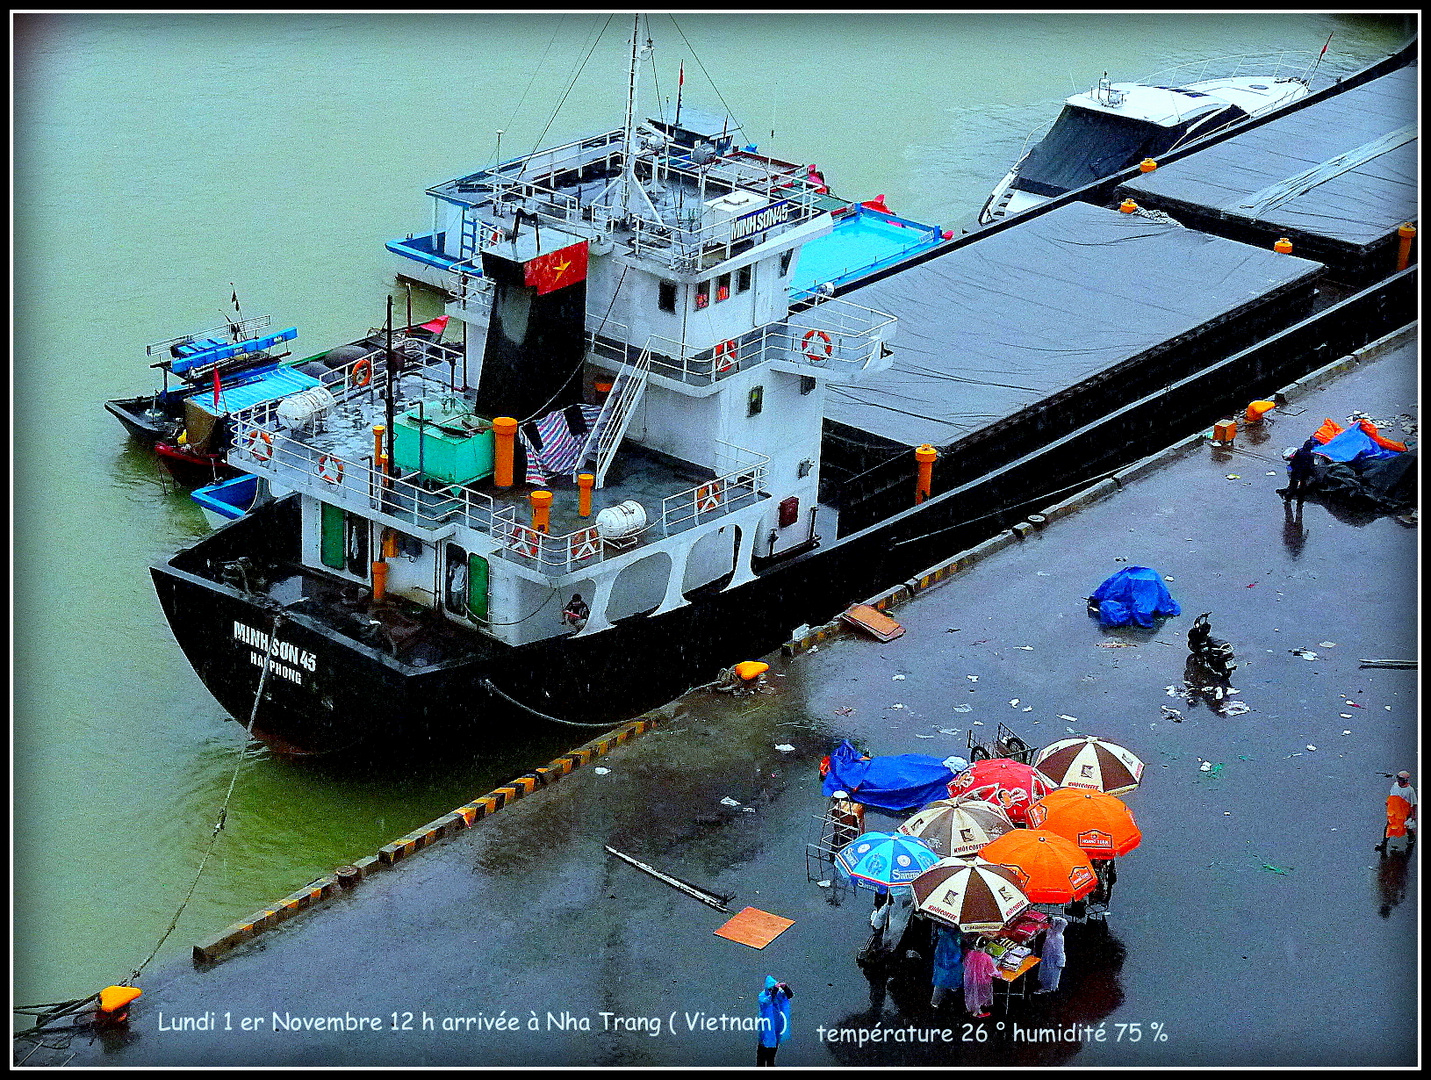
38 338 1417 1068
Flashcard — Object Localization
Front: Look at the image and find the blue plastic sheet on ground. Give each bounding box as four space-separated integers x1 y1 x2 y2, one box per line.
1089 565 1181 628
1313 426 1402 465
821 740 958 812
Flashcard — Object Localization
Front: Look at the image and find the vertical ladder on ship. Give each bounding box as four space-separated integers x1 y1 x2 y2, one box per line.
460 213 481 259
577 345 652 488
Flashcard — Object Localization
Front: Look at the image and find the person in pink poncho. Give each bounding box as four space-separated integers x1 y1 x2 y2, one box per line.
963 941 996 1018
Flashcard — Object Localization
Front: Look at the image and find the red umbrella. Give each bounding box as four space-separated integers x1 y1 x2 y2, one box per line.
947 758 1056 825
1027 788 1142 858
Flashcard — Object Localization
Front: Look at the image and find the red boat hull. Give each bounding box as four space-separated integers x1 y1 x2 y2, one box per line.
153 441 241 488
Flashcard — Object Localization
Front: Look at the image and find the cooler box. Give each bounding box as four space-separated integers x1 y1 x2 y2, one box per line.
393 403 494 484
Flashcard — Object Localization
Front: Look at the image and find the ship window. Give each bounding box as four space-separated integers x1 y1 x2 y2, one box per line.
779 250 794 276
694 283 710 310
658 280 677 312
748 385 764 416
737 265 752 293
715 272 731 302
799 375 817 395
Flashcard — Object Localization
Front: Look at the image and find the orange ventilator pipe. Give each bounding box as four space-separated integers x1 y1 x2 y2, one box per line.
915 444 937 504
530 489 552 533
493 417 518 488
372 425 386 473
371 561 388 602
1397 223 1416 271
577 473 595 517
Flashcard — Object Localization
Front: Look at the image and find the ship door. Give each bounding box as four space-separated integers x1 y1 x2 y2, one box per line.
344 514 370 578
445 544 488 621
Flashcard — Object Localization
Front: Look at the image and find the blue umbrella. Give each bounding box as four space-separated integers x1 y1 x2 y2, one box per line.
834 831 940 894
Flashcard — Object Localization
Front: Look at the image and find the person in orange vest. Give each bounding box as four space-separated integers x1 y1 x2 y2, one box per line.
1376 771 1417 852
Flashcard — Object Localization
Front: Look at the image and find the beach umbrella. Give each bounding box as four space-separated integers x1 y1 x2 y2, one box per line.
1027 788 1142 858
1033 737 1145 795
946 758 1057 825
898 797 1015 858
910 857 1030 933
834 831 940 894
977 829 1097 903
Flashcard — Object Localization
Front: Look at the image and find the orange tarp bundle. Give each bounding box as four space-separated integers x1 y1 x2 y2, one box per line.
1312 418 1344 443
1357 419 1408 453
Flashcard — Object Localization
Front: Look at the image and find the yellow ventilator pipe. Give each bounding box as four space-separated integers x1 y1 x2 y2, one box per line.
530 489 552 533
1274 237 1293 254
1139 158 1157 172
577 473 595 517
371 561 388 602
915 444 937 504
1119 198 1138 213
1397 223 1416 271
372 425 386 473
493 417 518 488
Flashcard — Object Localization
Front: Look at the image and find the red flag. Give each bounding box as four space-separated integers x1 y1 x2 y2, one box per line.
1320 32 1332 57
524 240 589 295
213 366 222 410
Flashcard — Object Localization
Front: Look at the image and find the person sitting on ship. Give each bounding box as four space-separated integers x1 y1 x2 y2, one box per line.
561 593 590 631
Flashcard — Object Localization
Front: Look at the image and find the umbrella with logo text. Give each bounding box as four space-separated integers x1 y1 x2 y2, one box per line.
1027 788 1142 858
834 831 940 894
977 829 1097 903
898 797 1015 858
946 758 1057 825
1032 737 1144 795
910 857 1031 933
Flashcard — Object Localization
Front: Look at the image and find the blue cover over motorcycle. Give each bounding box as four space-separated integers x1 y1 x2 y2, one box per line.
1089 565 1181 628
821 740 959 812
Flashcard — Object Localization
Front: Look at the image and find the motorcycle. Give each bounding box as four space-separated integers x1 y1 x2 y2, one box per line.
1187 612 1237 693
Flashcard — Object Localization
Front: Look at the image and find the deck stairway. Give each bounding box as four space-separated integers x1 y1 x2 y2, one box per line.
577 345 652 488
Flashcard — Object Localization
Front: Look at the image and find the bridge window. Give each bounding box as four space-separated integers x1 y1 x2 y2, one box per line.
779 249 794 276
694 282 710 310
716 272 731 302
658 280 677 312
737 265 752 293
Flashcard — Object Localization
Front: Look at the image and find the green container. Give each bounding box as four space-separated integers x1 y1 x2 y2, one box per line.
393 402 494 484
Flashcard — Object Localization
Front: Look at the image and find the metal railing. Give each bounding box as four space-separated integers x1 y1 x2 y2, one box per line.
147 314 273 356
661 441 768 533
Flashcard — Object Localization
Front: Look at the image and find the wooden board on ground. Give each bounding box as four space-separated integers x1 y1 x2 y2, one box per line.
714 907 795 949
840 603 904 642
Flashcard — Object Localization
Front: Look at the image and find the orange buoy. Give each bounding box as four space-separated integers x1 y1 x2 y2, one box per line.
1274 237 1294 254
530 489 552 533
577 473 595 518
915 444 937 504
1396 222 1416 271
1139 158 1157 173
493 416 518 488
1119 198 1138 213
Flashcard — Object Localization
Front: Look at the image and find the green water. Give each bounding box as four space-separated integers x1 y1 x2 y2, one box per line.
12 11 1409 1007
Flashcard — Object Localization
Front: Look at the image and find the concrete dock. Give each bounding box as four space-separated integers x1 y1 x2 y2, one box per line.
41 332 1417 1068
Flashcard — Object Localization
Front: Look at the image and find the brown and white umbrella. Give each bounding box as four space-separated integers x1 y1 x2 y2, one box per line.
1033 737 1144 795
898 797 1015 858
911 857 1030 933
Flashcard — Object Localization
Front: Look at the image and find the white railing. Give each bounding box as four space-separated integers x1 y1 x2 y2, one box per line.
661 442 769 533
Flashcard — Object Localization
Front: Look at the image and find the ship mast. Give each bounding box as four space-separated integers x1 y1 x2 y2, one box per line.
594 14 662 225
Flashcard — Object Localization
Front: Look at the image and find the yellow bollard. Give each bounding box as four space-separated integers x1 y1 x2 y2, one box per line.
1139 158 1157 173
1396 223 1416 271
1244 400 1277 424
1274 237 1293 254
577 473 595 518
492 417 518 489
95 986 142 1028
1119 198 1138 213
914 444 937 504
530 489 552 533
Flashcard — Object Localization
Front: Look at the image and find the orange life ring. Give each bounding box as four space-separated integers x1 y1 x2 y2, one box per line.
569 528 600 561
248 429 273 461
715 339 739 373
802 328 833 360
696 483 721 512
350 358 373 388
316 454 344 484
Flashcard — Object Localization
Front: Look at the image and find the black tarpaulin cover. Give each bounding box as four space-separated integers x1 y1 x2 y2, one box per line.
1119 64 1417 247
826 200 1321 448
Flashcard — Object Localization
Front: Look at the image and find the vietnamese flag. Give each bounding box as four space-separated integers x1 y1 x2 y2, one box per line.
524 240 589 295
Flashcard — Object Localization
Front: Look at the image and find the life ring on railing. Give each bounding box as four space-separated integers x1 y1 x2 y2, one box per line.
349 358 373 388
714 339 739 373
507 527 539 558
247 429 273 461
801 328 833 360
696 483 722 512
569 529 601 561
316 455 344 484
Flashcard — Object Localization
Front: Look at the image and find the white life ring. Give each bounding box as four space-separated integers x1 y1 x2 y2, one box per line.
715 339 739 373
247 429 274 461
316 454 344 484
696 484 721 513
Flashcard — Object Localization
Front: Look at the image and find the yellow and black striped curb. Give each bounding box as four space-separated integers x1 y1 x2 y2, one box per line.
193 717 657 964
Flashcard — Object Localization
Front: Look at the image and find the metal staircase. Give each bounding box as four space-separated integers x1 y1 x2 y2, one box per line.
578 345 652 488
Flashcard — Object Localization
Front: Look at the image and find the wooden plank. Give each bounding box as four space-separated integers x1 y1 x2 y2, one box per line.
840 603 905 642
713 907 795 949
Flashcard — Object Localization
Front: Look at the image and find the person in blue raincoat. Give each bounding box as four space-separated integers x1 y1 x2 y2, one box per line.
756 976 793 1066
929 924 965 1008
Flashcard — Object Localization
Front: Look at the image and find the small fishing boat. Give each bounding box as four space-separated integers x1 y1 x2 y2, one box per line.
979 66 1311 224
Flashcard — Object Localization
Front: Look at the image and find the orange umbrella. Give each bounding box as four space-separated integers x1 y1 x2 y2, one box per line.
977 829 1096 903
1027 788 1142 858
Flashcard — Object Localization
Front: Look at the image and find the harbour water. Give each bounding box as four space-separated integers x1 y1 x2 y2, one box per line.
12 11 1410 1010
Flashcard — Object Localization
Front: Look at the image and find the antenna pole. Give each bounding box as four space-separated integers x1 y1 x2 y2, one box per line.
1303 31 1333 87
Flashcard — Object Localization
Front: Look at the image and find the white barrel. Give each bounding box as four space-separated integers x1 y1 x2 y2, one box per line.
276 386 337 429
595 499 647 539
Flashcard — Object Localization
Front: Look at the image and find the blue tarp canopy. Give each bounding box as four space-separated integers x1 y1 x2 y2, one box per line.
821 740 958 813
1089 565 1181 628
1313 426 1402 465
